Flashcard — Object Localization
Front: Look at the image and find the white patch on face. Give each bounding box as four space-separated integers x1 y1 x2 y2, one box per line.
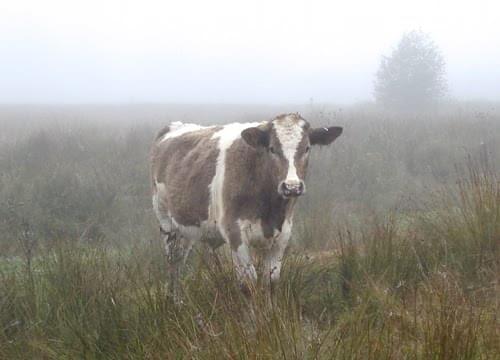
274 117 305 185
209 122 262 238
159 121 213 142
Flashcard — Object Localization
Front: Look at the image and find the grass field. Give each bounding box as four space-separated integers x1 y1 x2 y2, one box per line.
1 103 499 359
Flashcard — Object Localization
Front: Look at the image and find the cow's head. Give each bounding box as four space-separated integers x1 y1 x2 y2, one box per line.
241 113 342 199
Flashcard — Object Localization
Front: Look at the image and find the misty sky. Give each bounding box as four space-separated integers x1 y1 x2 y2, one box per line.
1 0 499 104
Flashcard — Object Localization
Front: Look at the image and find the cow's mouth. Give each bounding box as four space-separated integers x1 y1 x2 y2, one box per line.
281 189 302 198
278 181 305 198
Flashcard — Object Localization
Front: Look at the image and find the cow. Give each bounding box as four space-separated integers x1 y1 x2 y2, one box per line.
150 113 342 296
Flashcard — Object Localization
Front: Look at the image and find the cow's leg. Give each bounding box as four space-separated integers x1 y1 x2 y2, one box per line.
232 243 257 283
263 220 292 286
180 236 194 264
225 222 257 294
263 241 287 285
232 244 257 297
153 187 184 301
162 228 184 302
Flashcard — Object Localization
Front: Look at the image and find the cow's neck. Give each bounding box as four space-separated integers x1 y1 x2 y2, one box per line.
257 157 297 238
265 192 295 233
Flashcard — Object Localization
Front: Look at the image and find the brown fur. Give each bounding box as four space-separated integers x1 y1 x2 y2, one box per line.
150 114 342 252
151 127 221 226
150 114 343 289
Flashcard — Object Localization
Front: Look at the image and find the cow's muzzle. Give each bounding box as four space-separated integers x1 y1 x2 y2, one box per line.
279 180 305 198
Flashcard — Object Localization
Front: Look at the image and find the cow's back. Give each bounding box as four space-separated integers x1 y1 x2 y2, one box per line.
151 123 221 227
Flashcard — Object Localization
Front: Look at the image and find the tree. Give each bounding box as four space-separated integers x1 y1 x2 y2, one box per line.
374 31 447 111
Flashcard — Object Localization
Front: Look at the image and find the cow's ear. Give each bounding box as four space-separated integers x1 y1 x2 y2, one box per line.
241 127 270 148
309 126 343 146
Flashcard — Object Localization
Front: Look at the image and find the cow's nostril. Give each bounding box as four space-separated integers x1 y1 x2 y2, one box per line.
281 182 291 193
298 182 305 192
281 181 304 197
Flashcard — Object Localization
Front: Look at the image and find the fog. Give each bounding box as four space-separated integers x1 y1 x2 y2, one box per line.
1 0 499 104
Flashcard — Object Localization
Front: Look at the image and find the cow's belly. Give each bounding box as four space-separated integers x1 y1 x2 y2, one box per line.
175 218 226 249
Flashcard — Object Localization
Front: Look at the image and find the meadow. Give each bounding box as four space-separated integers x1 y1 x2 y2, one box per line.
1 103 499 359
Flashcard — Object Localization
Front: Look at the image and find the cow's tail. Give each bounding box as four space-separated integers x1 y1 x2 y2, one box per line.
154 125 171 142
154 121 185 142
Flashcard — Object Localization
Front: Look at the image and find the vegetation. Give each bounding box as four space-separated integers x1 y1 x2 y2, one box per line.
374 31 447 111
1 103 499 358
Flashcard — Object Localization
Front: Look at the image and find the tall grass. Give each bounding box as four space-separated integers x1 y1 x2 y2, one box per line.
1 157 498 358
1 104 499 358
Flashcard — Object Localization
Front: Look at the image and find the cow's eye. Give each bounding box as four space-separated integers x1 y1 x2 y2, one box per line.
269 146 276 154
305 146 311 153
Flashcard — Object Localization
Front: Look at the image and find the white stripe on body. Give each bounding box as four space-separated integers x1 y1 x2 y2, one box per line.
210 122 264 281
209 122 262 238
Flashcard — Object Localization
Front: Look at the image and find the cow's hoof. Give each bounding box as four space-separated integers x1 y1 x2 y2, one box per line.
239 282 253 298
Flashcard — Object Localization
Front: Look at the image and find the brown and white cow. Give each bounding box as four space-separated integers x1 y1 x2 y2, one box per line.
150 113 342 291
